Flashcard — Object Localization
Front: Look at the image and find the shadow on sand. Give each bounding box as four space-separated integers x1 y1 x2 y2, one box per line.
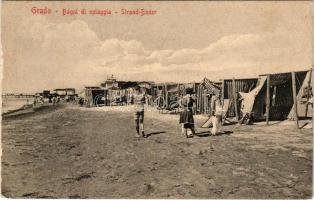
194 130 233 137
146 131 166 138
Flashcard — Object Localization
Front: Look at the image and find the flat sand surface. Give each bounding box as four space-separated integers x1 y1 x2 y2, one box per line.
1 105 312 198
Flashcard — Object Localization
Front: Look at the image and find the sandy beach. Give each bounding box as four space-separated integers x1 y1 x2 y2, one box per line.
2 98 34 114
1 105 312 198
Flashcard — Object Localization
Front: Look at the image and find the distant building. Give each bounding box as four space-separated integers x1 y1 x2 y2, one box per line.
137 81 154 89
99 75 155 105
53 88 76 97
42 90 50 98
64 88 76 95
54 89 67 96
101 75 120 89
84 86 102 90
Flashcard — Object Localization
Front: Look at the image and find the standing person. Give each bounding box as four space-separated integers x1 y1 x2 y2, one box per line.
33 96 38 106
79 97 84 106
133 86 147 138
179 88 196 138
57 96 60 104
52 96 56 105
211 92 223 135
40 96 44 104
48 95 52 103
156 93 165 113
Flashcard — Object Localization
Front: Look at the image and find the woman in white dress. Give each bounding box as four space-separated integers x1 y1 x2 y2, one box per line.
211 92 223 135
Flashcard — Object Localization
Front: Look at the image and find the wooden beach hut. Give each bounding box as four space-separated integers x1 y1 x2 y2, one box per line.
239 69 313 128
84 86 108 107
222 78 258 120
153 82 199 112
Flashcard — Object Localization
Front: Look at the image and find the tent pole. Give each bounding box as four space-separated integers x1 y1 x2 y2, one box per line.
292 72 299 129
221 79 225 107
305 69 312 117
165 84 168 109
196 84 199 113
109 90 112 107
193 82 196 115
204 88 206 114
266 74 270 125
232 78 239 121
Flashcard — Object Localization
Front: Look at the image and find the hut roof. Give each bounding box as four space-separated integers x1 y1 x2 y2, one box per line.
85 86 102 90
259 70 309 86
119 81 138 89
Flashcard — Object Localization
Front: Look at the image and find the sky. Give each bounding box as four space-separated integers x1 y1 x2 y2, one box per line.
1 1 313 93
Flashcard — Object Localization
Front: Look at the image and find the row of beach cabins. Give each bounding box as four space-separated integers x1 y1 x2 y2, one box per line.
83 70 313 128
2 89 77 100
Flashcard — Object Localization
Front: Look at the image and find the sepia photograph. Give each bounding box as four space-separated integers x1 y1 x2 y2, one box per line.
1 1 313 199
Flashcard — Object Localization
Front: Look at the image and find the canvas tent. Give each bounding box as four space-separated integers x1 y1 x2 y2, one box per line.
196 78 221 114
239 70 312 125
199 77 258 127
287 70 313 120
222 78 258 119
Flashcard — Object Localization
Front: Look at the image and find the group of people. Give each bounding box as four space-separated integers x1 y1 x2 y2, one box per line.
33 95 63 106
133 86 224 138
33 96 45 105
179 88 223 138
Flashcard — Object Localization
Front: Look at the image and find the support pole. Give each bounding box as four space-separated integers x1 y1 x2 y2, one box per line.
204 92 206 114
305 69 312 117
266 75 270 125
232 78 239 121
193 82 196 115
164 84 168 109
292 72 299 129
221 79 225 107
196 84 199 113
109 90 112 107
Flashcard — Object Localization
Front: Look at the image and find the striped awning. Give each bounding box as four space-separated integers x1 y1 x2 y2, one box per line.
202 78 221 94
